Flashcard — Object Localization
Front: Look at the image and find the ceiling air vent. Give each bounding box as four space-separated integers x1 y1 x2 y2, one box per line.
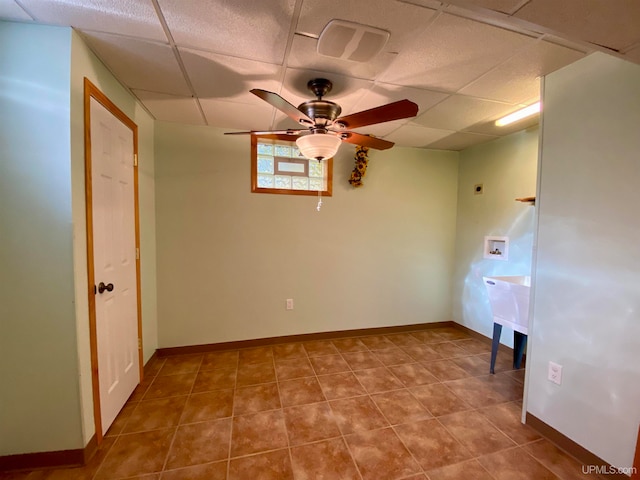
317 20 390 63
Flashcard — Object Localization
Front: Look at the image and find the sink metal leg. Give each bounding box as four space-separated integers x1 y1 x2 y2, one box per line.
490 322 502 374
513 331 527 369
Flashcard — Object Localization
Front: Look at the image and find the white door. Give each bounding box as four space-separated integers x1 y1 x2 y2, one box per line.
90 96 140 434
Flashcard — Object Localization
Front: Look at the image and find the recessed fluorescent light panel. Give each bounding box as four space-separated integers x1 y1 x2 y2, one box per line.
495 102 541 126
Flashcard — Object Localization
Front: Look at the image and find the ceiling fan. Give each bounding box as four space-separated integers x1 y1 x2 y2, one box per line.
225 78 419 161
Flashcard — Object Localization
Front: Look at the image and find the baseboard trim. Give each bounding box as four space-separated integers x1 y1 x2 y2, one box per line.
0 352 163 473
157 321 455 356
526 413 631 479
0 434 97 472
143 350 159 378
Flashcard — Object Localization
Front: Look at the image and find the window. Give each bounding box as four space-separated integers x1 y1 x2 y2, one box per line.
251 135 333 196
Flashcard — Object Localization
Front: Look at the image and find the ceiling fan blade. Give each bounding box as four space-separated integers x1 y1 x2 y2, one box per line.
335 99 418 129
224 129 306 136
340 132 395 150
258 133 307 141
250 89 313 125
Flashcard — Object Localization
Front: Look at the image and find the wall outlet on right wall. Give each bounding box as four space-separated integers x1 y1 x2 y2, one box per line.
548 361 563 385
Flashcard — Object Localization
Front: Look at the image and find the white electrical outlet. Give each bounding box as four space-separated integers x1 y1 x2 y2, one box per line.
548 361 563 385
286 299 294 310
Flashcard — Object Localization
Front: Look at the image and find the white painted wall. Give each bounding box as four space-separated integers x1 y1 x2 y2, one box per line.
452 128 538 345
528 52 640 469
0 22 83 455
155 122 459 347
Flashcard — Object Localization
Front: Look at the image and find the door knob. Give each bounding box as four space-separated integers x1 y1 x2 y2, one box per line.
98 282 114 294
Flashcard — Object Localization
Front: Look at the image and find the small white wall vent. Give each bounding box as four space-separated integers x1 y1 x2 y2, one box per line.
317 20 390 63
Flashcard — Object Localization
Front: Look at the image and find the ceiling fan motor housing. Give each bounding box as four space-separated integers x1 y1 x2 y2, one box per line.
298 78 342 126
298 100 342 125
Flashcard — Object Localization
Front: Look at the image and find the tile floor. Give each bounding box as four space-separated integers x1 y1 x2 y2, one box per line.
1 327 602 480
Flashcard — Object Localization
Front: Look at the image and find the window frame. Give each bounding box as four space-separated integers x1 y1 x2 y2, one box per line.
250 134 333 196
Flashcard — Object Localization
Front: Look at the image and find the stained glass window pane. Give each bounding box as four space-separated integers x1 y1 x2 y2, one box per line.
292 177 309 190
257 174 274 188
257 156 274 174
257 143 273 155
275 175 292 189
274 145 291 157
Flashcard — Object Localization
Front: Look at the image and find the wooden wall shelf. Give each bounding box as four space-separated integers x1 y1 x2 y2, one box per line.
516 196 536 205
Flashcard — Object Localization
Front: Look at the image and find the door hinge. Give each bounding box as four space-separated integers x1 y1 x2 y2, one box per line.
133 154 138 167
138 338 142 350
136 247 140 260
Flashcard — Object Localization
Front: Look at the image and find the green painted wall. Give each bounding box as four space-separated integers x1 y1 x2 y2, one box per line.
155 123 460 347
452 127 539 345
0 22 83 454
0 21 157 455
527 52 640 469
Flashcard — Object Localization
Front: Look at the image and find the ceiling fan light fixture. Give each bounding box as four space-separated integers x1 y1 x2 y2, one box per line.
296 133 342 161
317 20 390 63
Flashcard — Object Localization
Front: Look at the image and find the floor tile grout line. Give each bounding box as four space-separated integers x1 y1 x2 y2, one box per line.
337 424 366 480
476 402 540 448
518 442 574 480
433 412 490 462
15 328 545 479
157 358 201 474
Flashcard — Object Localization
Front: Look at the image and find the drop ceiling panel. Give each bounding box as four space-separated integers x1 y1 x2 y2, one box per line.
179 47 283 103
157 0 296 64
452 0 528 15
287 34 398 81
200 99 275 131
0 0 32 21
385 124 455 148
20 0 167 41
295 0 438 52
350 83 449 115
352 119 405 137
514 0 640 51
459 39 585 103
425 131 498 150
5 0 635 151
379 12 535 91
413 94 514 130
625 45 640 64
82 32 191 95
133 90 204 125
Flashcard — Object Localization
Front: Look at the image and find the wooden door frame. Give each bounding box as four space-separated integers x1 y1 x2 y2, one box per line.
83 78 143 444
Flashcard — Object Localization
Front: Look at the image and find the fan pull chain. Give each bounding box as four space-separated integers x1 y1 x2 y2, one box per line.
316 190 323 212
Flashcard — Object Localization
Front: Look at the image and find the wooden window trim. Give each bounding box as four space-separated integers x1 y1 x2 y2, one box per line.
251 135 333 196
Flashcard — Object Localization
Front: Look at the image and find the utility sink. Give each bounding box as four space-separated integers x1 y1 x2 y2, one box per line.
483 275 531 334
483 275 531 373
